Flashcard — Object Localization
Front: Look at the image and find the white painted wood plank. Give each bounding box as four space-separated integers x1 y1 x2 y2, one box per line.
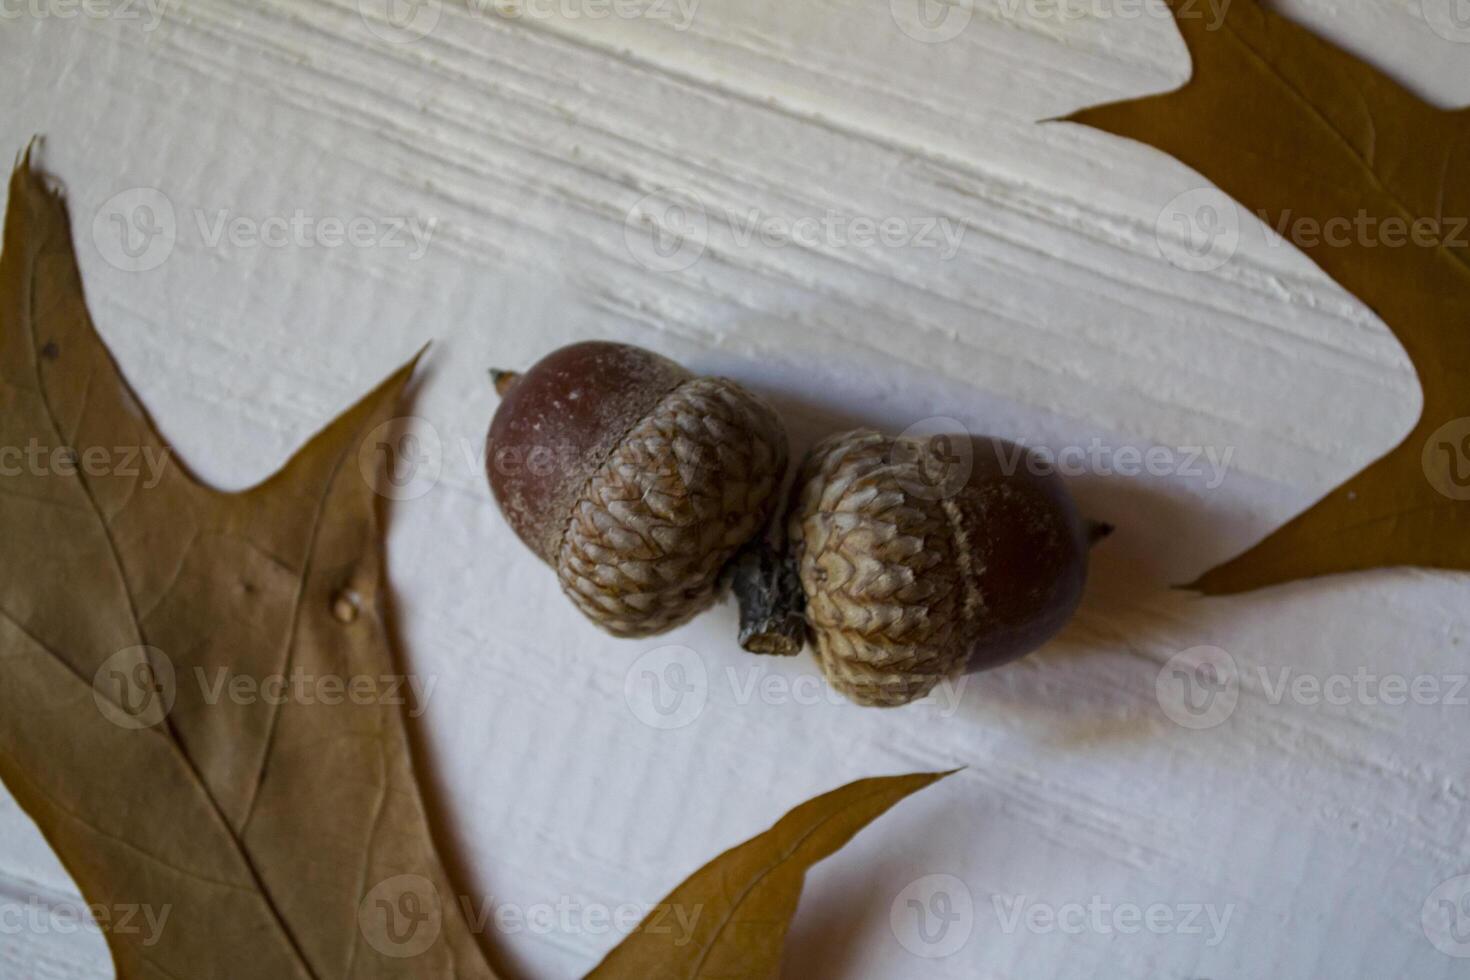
0 2 1466 978
0 871 112 980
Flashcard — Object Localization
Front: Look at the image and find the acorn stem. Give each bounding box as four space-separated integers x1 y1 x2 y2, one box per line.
731 537 806 656
490 369 521 398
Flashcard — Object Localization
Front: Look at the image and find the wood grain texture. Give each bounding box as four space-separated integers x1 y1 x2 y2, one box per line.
0 1 1466 978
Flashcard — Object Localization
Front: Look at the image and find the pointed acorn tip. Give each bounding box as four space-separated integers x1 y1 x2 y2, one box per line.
491 369 520 398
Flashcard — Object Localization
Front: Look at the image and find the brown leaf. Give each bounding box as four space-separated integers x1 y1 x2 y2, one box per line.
0 150 494 979
1068 0 1470 594
586 770 954 980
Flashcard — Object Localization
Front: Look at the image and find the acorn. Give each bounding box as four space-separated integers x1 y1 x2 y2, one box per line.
740 428 1102 707
487 341 788 638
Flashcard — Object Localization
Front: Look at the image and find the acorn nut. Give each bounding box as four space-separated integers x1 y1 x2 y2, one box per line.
783 429 1098 707
487 341 789 638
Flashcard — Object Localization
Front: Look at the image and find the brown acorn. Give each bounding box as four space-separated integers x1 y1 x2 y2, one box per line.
487 341 788 638
769 428 1099 707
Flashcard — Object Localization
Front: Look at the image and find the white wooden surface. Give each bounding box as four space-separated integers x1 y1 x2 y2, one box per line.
2 1 1469 977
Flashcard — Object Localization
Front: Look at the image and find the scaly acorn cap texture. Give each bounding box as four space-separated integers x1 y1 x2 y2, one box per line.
487 341 788 637
789 429 1090 706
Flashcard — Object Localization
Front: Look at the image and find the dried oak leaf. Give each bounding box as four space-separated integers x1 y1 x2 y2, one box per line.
1068 0 1470 594
0 152 953 980
0 152 494 979
588 770 953 979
